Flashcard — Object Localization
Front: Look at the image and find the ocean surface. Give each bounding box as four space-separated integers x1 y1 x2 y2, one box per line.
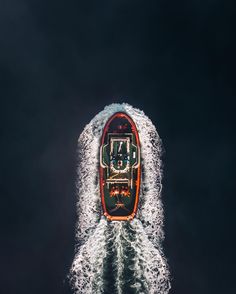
70 103 170 294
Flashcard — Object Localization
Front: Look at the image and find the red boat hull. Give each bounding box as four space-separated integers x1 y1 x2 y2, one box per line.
99 112 141 221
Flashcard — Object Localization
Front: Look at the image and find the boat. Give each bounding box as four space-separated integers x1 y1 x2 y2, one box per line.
99 112 141 221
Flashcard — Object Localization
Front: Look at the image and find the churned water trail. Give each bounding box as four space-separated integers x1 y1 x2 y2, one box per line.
70 103 171 294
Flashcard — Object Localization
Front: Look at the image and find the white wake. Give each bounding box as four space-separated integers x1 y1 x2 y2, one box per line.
70 103 170 294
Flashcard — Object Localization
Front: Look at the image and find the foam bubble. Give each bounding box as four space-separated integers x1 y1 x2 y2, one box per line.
70 103 170 294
